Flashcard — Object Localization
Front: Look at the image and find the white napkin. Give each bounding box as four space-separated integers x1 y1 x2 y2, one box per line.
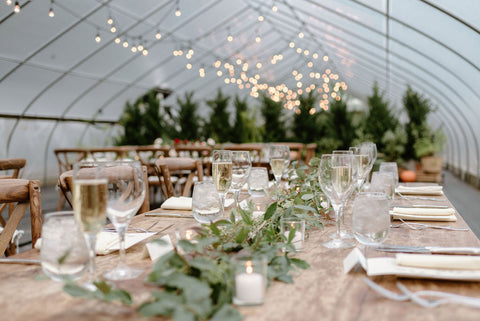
390 207 457 221
145 235 174 261
95 231 157 255
396 253 480 270
224 198 234 207
161 197 192 210
396 185 443 195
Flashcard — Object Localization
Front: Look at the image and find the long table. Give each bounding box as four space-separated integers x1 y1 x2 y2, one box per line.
1 189 480 321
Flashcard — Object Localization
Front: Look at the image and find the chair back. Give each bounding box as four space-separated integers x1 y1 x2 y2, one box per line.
0 179 42 256
275 142 304 163
304 143 317 166
222 143 264 166
0 158 26 179
58 165 150 214
155 157 204 198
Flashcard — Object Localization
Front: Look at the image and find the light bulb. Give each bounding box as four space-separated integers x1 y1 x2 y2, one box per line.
272 5 278 12
114 37 121 44
48 7 54 17
123 41 129 48
142 49 148 56
255 36 261 43
107 17 114 25
95 33 101 43
175 8 181 16
155 32 162 40
258 15 264 22
227 35 233 42
6 0 12 6
131 46 137 53
14 1 20 13
137 44 144 51
110 26 116 33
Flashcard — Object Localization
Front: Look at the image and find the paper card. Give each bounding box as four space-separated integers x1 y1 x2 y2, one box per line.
96 231 157 255
343 248 367 274
145 235 174 261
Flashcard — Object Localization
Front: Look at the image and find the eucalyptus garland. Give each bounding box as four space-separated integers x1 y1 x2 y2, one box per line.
64 158 327 321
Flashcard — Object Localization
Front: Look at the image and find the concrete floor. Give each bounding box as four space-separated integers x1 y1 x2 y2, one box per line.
7 169 480 253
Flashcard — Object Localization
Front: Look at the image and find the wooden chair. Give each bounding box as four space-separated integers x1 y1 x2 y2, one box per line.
87 146 135 161
275 142 305 164
54 148 88 210
174 144 212 175
154 157 204 199
222 143 264 167
0 179 42 256
58 165 150 214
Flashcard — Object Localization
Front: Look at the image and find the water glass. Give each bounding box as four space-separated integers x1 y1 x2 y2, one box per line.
280 218 305 252
41 211 89 282
370 172 395 201
233 257 267 306
248 167 269 197
352 192 390 246
192 181 222 224
379 162 399 187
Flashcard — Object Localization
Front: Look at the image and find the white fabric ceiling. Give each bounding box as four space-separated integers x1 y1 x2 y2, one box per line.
0 0 479 185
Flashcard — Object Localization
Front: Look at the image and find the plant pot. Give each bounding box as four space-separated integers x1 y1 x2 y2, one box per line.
420 156 443 174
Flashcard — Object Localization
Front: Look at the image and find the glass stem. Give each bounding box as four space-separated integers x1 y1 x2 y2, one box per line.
117 225 127 268
332 203 342 240
219 193 225 217
234 189 240 209
85 233 96 284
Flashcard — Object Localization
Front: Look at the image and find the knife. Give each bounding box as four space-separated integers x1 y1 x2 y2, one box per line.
145 212 194 218
375 245 480 255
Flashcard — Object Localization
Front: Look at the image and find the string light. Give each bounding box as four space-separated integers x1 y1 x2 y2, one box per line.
107 16 114 25
142 49 148 56
110 25 116 33
6 0 12 5
114 37 121 44
94 31 101 43
131 45 137 53
175 0 181 17
122 40 129 48
48 0 54 18
13 1 20 13
227 28 233 42
155 30 162 40
137 43 144 51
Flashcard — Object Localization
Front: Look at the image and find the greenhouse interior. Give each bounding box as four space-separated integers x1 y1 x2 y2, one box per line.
1 0 480 320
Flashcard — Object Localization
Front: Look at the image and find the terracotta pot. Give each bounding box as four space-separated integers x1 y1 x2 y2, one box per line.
400 170 416 182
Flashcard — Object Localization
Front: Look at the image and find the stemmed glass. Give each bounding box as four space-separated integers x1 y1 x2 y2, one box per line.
72 161 107 290
349 146 372 191
103 160 146 280
212 150 233 218
318 154 357 249
269 145 290 200
231 151 252 211
358 142 377 184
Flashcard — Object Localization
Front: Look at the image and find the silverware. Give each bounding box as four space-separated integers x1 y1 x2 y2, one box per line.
397 192 445 202
375 245 480 255
145 212 194 218
390 219 469 231
392 205 449 209
0 258 41 265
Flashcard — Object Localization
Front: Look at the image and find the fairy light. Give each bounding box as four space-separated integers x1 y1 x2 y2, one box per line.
48 1 55 18
298 32 304 39
175 0 181 17
131 45 137 53
186 63 192 70
94 31 101 43
289 42 295 48
110 26 116 33
13 1 20 13
155 30 162 40
142 49 149 56
227 28 233 42
114 37 121 44
122 40 129 48
6 0 12 5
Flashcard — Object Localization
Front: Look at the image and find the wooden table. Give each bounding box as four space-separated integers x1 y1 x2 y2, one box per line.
2 189 480 321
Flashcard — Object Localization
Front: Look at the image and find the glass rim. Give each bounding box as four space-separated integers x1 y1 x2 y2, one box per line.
356 191 389 198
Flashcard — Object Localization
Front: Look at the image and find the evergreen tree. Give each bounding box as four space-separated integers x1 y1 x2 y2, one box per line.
205 88 232 143
260 94 287 142
292 91 324 143
177 91 201 141
362 83 399 152
232 95 249 143
325 98 357 149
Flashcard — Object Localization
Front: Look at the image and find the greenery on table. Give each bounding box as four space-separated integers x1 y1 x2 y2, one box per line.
64 161 326 321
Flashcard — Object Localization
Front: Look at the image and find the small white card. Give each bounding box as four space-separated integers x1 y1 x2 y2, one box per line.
145 235 174 261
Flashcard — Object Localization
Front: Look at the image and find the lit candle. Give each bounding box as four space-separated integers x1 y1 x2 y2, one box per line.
283 230 303 251
234 260 265 305
252 204 265 218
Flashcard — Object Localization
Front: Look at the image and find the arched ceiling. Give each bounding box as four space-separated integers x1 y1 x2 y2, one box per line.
0 0 479 184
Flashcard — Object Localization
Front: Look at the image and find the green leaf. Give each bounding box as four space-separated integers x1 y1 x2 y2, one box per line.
178 239 197 253
93 280 111 294
290 258 310 270
138 300 177 317
239 209 253 225
173 306 196 321
57 248 72 265
105 289 133 305
287 227 297 243
209 222 221 236
211 304 243 321
235 226 249 244
300 193 314 201
293 204 316 213
263 202 277 220
276 274 294 283
63 282 92 298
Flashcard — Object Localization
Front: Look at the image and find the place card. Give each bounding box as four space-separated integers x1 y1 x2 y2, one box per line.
145 235 174 261
96 231 157 255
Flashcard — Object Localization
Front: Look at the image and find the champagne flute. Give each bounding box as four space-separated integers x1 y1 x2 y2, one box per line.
212 150 233 218
103 160 146 280
269 145 290 200
231 151 252 211
349 146 372 191
318 154 356 249
359 142 377 184
72 161 107 290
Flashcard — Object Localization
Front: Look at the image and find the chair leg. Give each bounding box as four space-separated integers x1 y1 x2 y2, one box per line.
29 181 42 248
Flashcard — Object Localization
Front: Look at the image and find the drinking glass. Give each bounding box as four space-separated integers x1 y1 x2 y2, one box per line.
231 151 252 210
269 145 290 200
358 142 377 183
73 161 108 290
192 181 222 224
212 150 232 217
103 160 146 280
352 192 390 246
41 211 89 282
379 162 399 188
349 146 371 190
370 172 395 201
318 154 356 249
248 167 269 197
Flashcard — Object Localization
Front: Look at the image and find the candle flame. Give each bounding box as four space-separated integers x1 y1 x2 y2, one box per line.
245 260 253 274
290 222 295 229
186 230 193 240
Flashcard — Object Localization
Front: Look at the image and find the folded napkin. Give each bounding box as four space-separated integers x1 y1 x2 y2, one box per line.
396 185 443 195
390 207 457 222
396 253 480 270
96 231 157 255
161 197 192 210
145 235 174 261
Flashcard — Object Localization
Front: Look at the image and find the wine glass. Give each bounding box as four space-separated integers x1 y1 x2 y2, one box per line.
72 161 108 290
358 142 377 183
352 192 390 257
349 146 371 191
231 151 252 211
103 160 146 280
318 154 356 249
269 145 290 200
212 150 232 218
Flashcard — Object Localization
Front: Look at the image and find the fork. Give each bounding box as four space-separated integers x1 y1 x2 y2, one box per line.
104 221 160 233
390 219 469 231
363 277 480 309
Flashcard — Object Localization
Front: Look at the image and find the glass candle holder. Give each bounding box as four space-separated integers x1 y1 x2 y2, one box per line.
281 218 305 252
247 167 269 197
252 202 267 219
233 257 267 306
